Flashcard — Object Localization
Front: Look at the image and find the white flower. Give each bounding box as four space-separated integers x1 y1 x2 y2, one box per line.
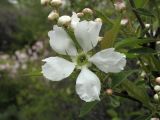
42 20 126 102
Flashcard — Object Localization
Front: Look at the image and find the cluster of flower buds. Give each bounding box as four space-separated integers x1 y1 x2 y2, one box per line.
41 1 103 29
153 77 160 101
41 0 62 21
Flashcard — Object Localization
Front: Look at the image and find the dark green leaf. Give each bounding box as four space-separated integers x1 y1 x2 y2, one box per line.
128 48 156 55
115 38 155 49
111 70 139 88
79 101 98 117
121 80 153 109
134 8 155 17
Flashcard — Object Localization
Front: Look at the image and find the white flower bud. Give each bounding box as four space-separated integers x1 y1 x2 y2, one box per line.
114 0 126 11
82 8 93 15
154 94 159 101
120 18 128 26
50 0 62 7
48 11 59 21
58 15 71 26
95 18 102 23
41 0 50 6
156 77 160 84
154 85 160 92
77 12 84 17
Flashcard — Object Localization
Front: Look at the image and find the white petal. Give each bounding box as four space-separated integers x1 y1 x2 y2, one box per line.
76 68 101 102
48 25 77 56
42 57 75 81
71 12 80 29
74 20 102 52
89 48 126 73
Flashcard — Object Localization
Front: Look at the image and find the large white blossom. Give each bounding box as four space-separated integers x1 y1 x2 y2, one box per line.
42 13 126 102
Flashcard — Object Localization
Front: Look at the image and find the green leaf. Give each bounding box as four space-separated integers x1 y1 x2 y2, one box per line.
134 0 149 8
79 101 99 117
128 47 156 55
134 8 155 17
111 70 139 88
101 17 121 49
22 70 42 77
121 80 152 109
135 115 152 120
115 38 155 49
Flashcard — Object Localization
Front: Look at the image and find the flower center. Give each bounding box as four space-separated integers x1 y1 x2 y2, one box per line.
76 53 88 67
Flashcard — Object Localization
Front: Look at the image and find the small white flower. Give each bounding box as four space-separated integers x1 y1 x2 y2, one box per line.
58 15 71 26
42 20 126 102
114 0 126 11
120 18 128 26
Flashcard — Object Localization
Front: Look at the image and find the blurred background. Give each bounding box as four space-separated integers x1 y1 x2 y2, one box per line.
0 0 146 120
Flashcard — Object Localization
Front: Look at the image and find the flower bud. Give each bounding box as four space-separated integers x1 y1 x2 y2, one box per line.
153 94 159 101
155 77 160 84
106 89 113 95
95 18 103 23
41 0 50 6
77 12 84 17
48 11 59 21
120 18 128 26
50 0 62 7
154 85 160 92
58 15 71 26
114 0 126 11
82 8 93 15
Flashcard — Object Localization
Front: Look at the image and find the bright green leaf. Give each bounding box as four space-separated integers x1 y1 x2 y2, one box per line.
134 0 149 8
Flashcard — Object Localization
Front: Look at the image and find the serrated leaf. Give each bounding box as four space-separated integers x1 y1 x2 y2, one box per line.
111 70 139 88
101 17 121 49
79 101 99 117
